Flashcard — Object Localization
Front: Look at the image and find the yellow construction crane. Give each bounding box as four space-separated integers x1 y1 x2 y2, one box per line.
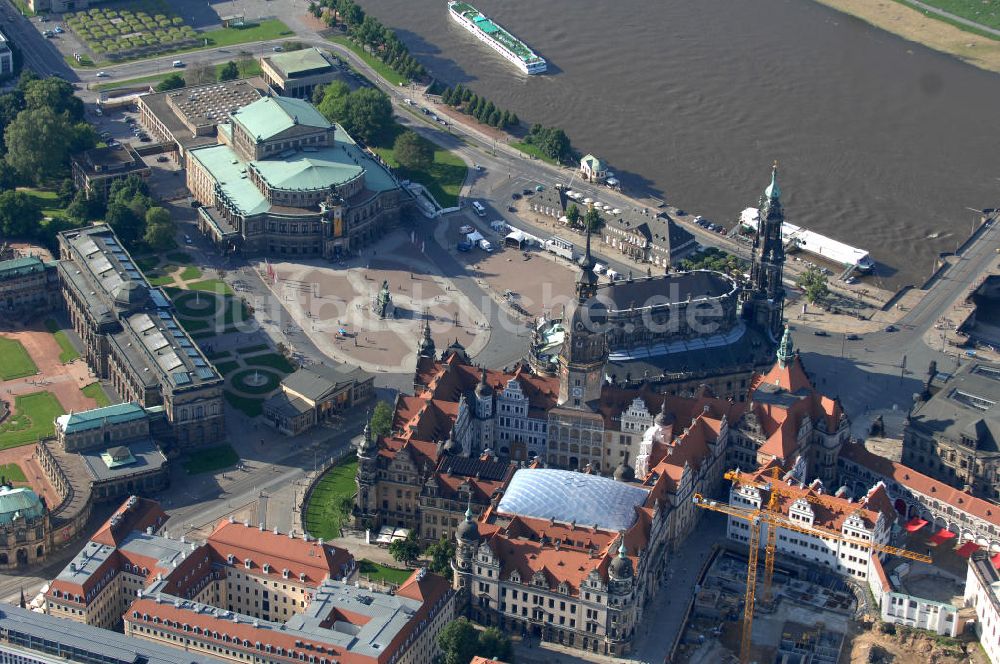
692 492 930 664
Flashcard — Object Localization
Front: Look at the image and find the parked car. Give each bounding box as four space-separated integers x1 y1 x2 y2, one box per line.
272 45 283 52
511 193 521 200
139 136 152 142
846 333 861 341
96 71 109 77
183 234 192 245
813 330 829 337
522 188 532 196
53 25 63 33
456 241 472 252
156 156 169 163
884 325 897 333
458 225 474 234
172 60 184 68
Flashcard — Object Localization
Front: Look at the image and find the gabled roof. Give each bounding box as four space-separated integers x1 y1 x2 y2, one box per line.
231 95 330 141
92 496 167 547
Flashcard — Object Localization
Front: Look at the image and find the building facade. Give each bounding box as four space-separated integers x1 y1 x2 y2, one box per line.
966 551 1000 663
0 256 60 320
58 225 225 448
260 48 342 99
263 363 374 436
45 495 455 664
0 484 50 571
187 95 409 258
71 144 151 200
901 360 1000 500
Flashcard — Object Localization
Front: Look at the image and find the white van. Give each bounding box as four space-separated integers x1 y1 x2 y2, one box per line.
593 262 607 275
471 201 486 217
478 239 494 252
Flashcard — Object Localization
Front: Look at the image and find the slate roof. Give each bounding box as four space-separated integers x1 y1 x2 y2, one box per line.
910 361 1000 453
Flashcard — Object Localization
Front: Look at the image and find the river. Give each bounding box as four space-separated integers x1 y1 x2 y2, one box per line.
364 0 1000 287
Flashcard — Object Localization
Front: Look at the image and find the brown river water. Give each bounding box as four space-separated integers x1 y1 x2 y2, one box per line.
367 0 1000 287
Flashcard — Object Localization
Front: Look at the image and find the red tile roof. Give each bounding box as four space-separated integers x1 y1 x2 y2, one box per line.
840 442 1000 528
92 496 167 547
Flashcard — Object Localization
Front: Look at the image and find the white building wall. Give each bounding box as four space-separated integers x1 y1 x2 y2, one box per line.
966 563 1000 664
880 591 958 636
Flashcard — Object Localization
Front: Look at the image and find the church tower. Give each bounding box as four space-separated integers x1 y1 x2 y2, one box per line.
353 423 379 530
743 162 786 341
557 227 608 408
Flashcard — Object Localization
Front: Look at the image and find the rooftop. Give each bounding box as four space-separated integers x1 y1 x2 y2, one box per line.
497 468 649 532
0 255 52 280
0 485 44 525
911 360 1000 452
0 605 226 664
231 95 330 142
56 401 147 435
73 143 148 177
81 438 167 482
266 47 335 78
281 363 373 402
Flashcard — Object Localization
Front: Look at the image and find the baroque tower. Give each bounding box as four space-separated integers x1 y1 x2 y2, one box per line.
557 227 608 408
743 162 786 340
353 423 378 529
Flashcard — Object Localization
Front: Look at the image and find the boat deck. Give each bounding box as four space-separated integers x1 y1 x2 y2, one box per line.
450 1 544 65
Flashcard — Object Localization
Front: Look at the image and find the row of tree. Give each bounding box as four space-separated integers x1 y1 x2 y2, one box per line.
310 0 426 82
313 80 393 144
155 59 247 93
679 246 748 277
439 84 519 131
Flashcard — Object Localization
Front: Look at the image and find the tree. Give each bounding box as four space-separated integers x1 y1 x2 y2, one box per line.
369 400 392 438
424 537 455 576
387 531 420 566
565 202 580 227
143 207 174 250
340 87 392 143
393 130 432 171
23 78 84 122
65 189 103 225
0 161 17 190
57 178 76 206
797 266 829 304
440 87 453 105
0 190 42 238
477 628 513 662
437 618 481 664
105 201 145 246
584 206 602 232
187 63 216 86
316 80 351 122
155 74 185 92
4 107 75 184
218 61 240 82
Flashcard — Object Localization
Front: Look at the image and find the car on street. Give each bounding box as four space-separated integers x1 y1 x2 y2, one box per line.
813 330 829 336
846 333 861 341
403 98 413 105
272 45 283 52
139 136 152 142
106 139 118 146
511 193 521 200
534 184 544 191
884 325 897 332
183 234 192 244
522 188 532 196
675 209 686 215
156 156 168 163
172 60 184 68
96 71 109 77
53 26 63 33
474 164 482 171
507 205 516 212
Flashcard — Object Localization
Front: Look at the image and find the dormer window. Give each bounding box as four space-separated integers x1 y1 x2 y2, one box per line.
227 554 235 564
283 568 290 579
245 558 252 569
263 563 271 573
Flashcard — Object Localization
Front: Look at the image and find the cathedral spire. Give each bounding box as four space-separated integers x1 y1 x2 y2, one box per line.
575 225 599 302
417 314 435 358
776 325 794 368
765 160 781 200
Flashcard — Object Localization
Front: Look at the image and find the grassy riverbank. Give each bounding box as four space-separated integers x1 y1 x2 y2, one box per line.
812 0 1000 73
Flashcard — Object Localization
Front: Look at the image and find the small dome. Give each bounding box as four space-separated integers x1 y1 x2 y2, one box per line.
475 368 493 397
113 279 150 309
456 505 480 542
609 540 633 580
0 485 45 526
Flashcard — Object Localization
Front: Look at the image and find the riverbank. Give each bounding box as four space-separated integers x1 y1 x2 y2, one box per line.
811 0 1000 73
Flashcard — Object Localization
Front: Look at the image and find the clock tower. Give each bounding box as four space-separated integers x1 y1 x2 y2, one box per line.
557 227 608 409
742 162 787 341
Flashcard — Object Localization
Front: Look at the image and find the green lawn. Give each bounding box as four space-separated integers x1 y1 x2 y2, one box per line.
93 61 263 92
358 559 412 585
510 140 560 165
179 266 202 281
148 274 176 287
213 360 241 376
243 353 294 374
182 444 239 474
0 337 38 381
187 279 235 295
0 462 27 483
202 19 293 48
11 0 34 17
177 317 210 333
899 0 1000 31
372 123 466 208
134 255 160 272
81 383 112 408
0 392 65 450
17 188 66 220
303 459 358 540
223 391 263 417
45 319 80 364
327 35 408 86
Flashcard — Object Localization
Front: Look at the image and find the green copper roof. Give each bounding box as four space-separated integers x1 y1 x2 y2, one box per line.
189 143 271 217
776 325 794 368
251 151 364 192
231 96 331 142
0 486 44 525
765 163 781 200
0 256 49 281
56 402 147 435
269 48 334 77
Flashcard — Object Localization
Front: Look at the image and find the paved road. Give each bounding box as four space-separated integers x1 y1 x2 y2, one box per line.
0 4 75 78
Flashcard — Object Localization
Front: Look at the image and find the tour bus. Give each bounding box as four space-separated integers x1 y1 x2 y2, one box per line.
471 201 486 217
